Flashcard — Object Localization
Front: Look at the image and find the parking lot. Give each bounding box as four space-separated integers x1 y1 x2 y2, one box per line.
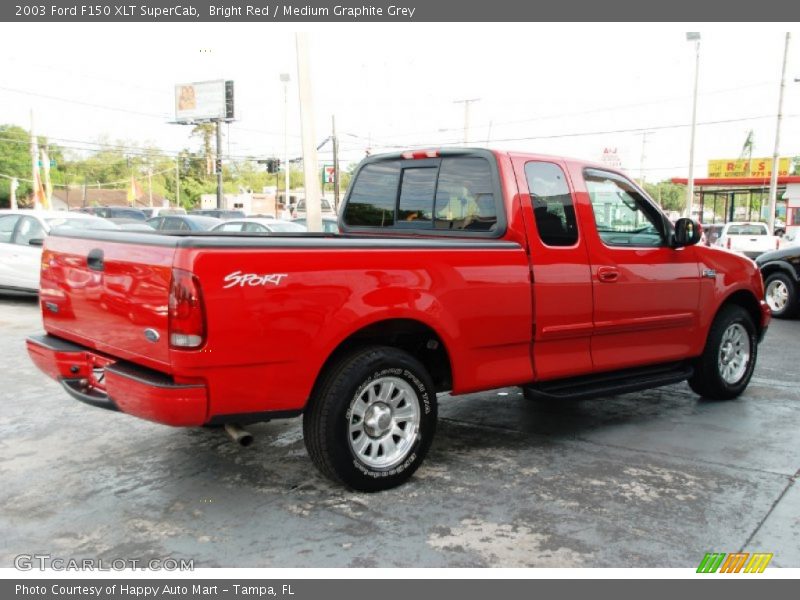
1 294 798 568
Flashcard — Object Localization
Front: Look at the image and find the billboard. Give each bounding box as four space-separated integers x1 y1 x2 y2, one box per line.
174 80 234 122
707 157 791 179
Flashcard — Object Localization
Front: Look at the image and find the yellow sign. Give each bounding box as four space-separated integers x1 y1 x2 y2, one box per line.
708 158 791 179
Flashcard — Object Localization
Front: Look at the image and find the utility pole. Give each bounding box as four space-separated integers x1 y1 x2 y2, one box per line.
639 131 653 186
332 115 340 211
214 119 224 209
147 166 153 208
685 32 701 218
280 73 291 208
296 33 323 232
454 98 480 145
767 32 791 234
10 177 18 210
30 109 40 209
175 158 180 207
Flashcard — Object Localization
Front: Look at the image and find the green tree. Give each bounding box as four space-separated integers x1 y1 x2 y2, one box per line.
0 125 34 207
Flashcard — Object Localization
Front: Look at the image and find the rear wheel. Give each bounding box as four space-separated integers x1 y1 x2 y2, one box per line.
688 305 757 400
764 272 797 319
303 346 437 491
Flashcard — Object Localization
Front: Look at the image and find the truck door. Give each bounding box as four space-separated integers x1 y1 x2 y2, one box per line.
573 167 702 371
512 158 594 380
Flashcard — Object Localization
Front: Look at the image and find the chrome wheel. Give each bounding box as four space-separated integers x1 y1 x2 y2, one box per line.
765 279 789 313
717 323 750 385
348 376 421 470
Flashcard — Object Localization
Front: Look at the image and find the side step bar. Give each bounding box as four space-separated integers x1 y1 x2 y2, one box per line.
523 361 694 401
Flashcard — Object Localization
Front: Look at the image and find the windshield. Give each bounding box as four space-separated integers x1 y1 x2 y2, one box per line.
267 222 307 232
727 224 768 236
46 217 119 230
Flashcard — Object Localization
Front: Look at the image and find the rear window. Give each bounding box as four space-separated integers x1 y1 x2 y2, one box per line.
726 224 768 236
343 156 498 232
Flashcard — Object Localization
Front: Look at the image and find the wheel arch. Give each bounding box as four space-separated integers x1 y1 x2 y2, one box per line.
305 318 454 410
760 260 799 283
717 289 764 338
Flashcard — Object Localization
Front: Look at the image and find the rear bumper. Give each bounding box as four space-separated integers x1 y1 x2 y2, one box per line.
26 334 208 426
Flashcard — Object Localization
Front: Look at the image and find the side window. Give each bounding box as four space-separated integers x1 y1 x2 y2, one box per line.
397 168 436 223
0 215 20 243
525 162 578 247
434 157 496 231
343 161 401 227
243 223 266 233
584 169 665 248
14 217 46 246
219 222 245 232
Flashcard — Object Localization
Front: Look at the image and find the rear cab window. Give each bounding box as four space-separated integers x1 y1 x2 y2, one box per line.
342 151 504 236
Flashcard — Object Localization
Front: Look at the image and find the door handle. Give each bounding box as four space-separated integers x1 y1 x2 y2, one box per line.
597 267 619 283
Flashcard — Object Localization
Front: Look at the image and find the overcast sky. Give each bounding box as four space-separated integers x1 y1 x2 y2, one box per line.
1 22 798 181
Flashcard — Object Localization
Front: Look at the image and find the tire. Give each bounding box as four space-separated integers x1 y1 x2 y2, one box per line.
764 272 798 319
303 346 437 492
688 305 758 400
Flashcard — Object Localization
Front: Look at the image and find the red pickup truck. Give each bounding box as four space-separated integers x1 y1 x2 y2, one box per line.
27 149 770 491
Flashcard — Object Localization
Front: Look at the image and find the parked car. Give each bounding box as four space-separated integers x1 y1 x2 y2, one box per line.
27 149 770 491
290 198 337 219
0 210 117 293
189 209 246 220
292 217 340 233
778 228 800 249
147 215 221 232
756 246 800 318
77 206 147 221
701 223 724 247
211 218 307 233
141 207 187 219
107 218 156 232
714 222 780 259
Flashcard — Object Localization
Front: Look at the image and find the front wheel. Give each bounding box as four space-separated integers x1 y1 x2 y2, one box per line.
303 346 437 492
688 305 757 400
764 272 797 319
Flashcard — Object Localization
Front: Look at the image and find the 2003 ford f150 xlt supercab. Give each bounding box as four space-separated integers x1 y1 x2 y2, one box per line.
27 149 771 491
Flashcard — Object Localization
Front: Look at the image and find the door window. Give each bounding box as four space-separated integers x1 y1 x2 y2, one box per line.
584 169 666 247
0 215 20 243
525 162 578 246
13 217 46 246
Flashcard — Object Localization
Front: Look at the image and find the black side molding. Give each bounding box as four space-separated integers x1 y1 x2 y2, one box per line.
523 361 694 401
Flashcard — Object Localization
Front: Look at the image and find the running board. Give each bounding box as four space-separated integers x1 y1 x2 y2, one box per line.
523 362 694 401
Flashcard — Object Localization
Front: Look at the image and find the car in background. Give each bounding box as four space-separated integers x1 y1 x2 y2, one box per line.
714 222 781 259
147 215 221 232
756 246 800 318
290 198 337 219
701 223 723 247
77 206 147 221
210 218 307 233
292 216 340 233
141 207 187 219
189 209 246 220
0 210 118 293
107 218 156 232
778 228 800 249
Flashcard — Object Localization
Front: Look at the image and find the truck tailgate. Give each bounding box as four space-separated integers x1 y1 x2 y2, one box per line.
39 233 175 371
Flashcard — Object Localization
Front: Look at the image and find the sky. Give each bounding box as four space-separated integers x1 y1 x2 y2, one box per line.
1 22 799 181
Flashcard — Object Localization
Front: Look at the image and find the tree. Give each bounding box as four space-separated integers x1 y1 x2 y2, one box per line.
191 123 216 177
0 125 34 207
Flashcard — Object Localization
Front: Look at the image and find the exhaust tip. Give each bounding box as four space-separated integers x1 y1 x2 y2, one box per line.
224 423 254 447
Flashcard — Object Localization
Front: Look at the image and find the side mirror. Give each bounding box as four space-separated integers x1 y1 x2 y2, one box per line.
672 218 702 247
28 238 45 247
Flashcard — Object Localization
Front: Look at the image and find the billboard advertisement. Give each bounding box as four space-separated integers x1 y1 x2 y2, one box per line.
707 157 791 179
174 80 234 122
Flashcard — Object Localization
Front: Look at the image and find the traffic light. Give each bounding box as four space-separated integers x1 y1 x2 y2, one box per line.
261 158 281 173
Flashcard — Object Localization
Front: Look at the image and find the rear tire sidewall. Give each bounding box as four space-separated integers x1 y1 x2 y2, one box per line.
324 349 437 491
764 273 796 318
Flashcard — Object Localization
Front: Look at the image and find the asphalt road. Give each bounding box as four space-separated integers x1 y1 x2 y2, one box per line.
1 295 798 568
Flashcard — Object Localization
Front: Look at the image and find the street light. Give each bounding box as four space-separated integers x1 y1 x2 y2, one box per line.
685 32 701 219
280 73 290 208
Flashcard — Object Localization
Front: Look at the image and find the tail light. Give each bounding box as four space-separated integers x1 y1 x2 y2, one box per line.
168 269 206 349
401 150 440 159
726 238 731 249
776 238 780 249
